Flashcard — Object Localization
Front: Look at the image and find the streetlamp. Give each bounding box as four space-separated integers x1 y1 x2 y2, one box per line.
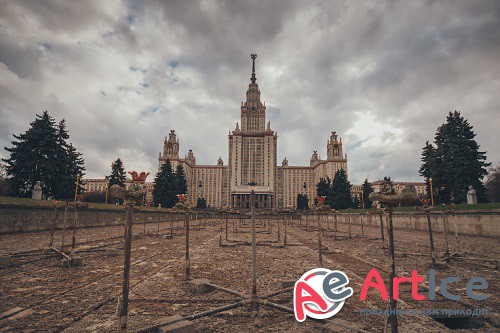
105 176 110 204
73 173 81 201
429 178 434 206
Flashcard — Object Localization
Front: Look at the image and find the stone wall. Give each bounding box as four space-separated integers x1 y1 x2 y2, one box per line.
1 205 499 237
0 205 188 234
325 211 500 237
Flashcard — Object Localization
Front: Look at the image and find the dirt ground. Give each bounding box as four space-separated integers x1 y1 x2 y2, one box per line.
0 213 498 332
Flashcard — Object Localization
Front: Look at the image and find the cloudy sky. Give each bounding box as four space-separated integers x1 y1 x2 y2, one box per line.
1 0 499 184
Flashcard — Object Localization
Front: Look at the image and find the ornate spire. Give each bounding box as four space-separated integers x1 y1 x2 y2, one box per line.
250 54 257 84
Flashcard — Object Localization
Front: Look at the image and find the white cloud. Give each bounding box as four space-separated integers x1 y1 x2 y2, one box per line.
1 0 499 186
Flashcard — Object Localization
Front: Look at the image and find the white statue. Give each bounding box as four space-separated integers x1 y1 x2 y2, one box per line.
466 185 477 205
32 181 42 200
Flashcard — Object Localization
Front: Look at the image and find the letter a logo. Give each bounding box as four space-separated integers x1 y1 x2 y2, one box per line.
294 268 353 322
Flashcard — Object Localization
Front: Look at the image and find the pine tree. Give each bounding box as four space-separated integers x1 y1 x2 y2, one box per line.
418 141 436 197
361 179 374 208
330 169 352 210
3 111 84 199
108 158 126 189
297 193 309 210
54 120 85 199
316 177 331 206
153 159 177 207
485 165 500 203
420 111 490 203
174 164 187 195
196 198 207 208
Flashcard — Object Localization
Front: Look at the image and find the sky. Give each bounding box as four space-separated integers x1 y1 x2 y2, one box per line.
0 0 499 185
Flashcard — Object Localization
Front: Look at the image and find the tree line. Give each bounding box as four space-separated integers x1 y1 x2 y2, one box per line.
2 110 498 206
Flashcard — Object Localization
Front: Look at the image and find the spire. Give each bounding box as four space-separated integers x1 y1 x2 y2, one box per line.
250 54 257 84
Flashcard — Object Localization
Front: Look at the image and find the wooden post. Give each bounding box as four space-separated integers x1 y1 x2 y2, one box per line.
251 191 257 296
333 212 338 240
49 207 59 248
360 213 364 237
185 214 190 280
277 213 281 242
442 205 450 257
386 206 398 333
71 205 78 253
118 202 134 332
219 226 222 247
379 212 385 249
61 201 68 251
283 214 287 246
452 211 461 253
348 211 352 239
425 210 436 268
317 212 323 266
225 214 228 240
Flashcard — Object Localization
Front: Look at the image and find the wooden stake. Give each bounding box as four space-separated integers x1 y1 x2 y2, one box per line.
425 210 436 268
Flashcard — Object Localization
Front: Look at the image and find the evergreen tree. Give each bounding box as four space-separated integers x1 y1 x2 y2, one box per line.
361 179 374 208
420 111 490 203
316 177 331 206
108 158 126 189
153 159 177 207
330 169 352 210
3 111 85 199
196 197 207 208
485 165 500 203
174 164 188 195
418 141 436 197
297 193 309 210
54 119 85 199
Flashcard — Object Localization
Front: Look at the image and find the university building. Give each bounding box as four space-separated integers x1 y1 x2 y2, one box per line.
158 54 348 209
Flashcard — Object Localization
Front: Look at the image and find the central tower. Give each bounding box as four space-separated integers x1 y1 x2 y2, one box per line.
241 54 266 133
228 54 278 209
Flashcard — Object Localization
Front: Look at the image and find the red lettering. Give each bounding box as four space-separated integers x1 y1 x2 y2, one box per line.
294 281 329 322
360 269 388 300
409 270 425 300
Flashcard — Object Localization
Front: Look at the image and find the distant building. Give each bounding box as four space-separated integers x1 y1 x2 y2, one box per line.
81 178 153 203
371 180 427 196
158 54 348 209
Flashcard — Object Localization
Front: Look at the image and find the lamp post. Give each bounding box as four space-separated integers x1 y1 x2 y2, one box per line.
429 178 434 206
105 176 110 204
73 174 80 201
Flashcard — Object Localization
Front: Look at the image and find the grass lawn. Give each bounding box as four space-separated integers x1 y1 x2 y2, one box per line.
0 196 165 211
337 202 500 213
1 196 499 213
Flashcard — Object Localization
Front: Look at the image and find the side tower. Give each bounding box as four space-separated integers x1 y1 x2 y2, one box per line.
228 54 278 209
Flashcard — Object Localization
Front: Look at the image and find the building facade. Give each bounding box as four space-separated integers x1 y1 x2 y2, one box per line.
158 54 348 209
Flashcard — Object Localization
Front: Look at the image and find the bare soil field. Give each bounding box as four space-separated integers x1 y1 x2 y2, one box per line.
0 214 498 332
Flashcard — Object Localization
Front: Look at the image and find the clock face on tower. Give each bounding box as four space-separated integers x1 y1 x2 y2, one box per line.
168 142 173 148
334 143 339 148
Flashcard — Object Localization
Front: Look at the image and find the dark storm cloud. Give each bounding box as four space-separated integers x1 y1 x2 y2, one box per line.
0 0 499 184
